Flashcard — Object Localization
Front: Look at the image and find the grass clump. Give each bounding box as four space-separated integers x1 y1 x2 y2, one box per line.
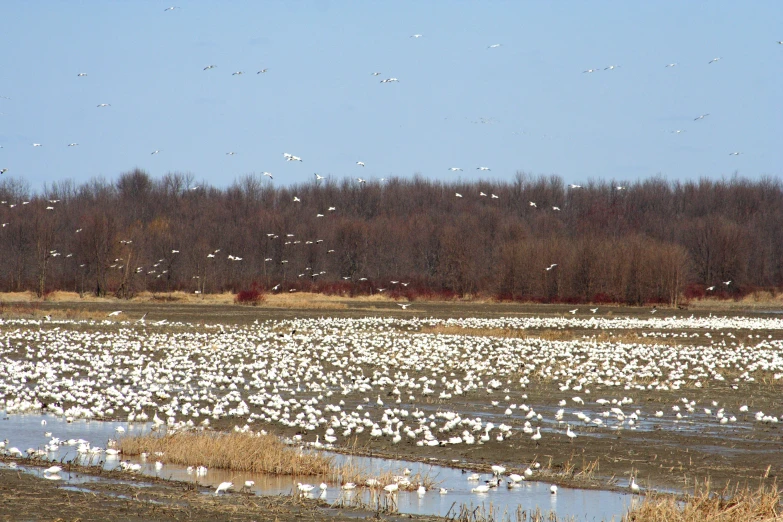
624 481 781 521
119 431 333 476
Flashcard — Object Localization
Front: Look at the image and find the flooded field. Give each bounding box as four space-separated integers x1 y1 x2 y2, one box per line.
1 301 783 520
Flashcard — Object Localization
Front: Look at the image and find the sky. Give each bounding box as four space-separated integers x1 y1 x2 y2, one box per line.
1 1 781 191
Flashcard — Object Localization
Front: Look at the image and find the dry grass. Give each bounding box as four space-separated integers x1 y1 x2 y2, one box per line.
624 481 782 522
419 325 680 346
119 431 333 476
446 503 576 522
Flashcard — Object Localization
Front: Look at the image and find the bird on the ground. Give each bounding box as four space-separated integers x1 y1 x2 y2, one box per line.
215 481 233 495
590 308 599 313
566 425 577 442
630 478 640 493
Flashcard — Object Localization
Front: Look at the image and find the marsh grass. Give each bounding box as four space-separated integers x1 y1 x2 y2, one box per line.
624 480 781 521
119 431 333 476
419 325 680 346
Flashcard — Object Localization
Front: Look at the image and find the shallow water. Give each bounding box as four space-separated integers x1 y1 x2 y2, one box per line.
1 413 637 521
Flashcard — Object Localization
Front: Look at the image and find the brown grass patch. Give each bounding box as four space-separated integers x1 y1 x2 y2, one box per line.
119 431 333 476
624 480 782 521
419 325 680 346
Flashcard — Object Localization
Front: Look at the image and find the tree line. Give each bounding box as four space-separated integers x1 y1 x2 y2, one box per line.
0 170 780 305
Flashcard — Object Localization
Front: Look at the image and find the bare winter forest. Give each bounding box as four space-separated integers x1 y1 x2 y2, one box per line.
0 170 780 305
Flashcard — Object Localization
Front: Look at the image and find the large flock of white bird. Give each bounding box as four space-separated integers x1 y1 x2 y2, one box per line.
1 313 782 460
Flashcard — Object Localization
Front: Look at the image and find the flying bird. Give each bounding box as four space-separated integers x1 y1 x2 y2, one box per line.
488 44 501 48
97 103 111 108
569 184 582 188
357 178 367 184
371 72 381 76
665 63 678 68
546 264 557 271
226 151 237 155
0 169 7 175
232 71 244 76
604 65 620 70
262 172 273 178
583 68 599 73
356 161 365 167
151 150 160 155
410 34 422 38
455 193 463 198
314 173 324 181
477 167 490 171
257 68 268 74
529 201 537 207
108 311 123 317
708 57 721 64
694 113 710 121
67 143 79 147
77 72 88 77
397 303 411 309
449 167 462 171
164 6 180 11
203 65 217 70
380 78 399 83
729 152 742 156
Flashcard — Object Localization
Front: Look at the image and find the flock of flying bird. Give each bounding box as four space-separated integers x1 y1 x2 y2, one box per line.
2 312 783 497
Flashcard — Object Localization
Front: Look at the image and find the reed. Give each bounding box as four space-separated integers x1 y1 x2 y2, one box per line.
624 480 781 521
119 431 333 476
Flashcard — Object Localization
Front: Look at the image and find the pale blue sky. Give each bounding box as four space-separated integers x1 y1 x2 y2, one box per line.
1 1 781 190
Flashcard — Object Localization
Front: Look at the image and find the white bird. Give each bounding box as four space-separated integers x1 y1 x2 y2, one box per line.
708 57 721 64
583 68 599 73
472 484 490 493
262 172 273 179
341 483 356 490
67 143 79 147
665 63 678 67
257 68 268 74
151 150 160 155
449 167 463 171
215 481 233 495
232 71 244 76
380 78 399 83
33 143 42 147
77 72 88 77
44 466 62 475
293 197 301 202
315 173 325 181
531 427 542 445
397 303 411 310
694 114 710 121
164 6 179 11
546 264 557 271
569 184 582 188
529 201 536 207
356 161 365 167
707 285 716 291
455 193 462 198
630 478 640 493
108 311 123 317
97 103 111 108
488 44 501 48
729 152 742 156
226 151 237 155
566 425 577 442
477 167 490 171
439 488 448 494
203 65 217 70
553 206 560 211
550 485 558 494
357 178 366 184
723 280 732 286
410 34 422 38
604 65 620 70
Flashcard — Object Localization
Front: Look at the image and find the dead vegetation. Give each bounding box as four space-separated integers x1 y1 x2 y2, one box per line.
119 431 333 476
624 481 782 521
419 325 681 346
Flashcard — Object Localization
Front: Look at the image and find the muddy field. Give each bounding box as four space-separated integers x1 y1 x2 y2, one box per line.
1 296 783 519
0 463 444 522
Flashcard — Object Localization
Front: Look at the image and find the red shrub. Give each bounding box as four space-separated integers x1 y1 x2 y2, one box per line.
235 283 265 305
